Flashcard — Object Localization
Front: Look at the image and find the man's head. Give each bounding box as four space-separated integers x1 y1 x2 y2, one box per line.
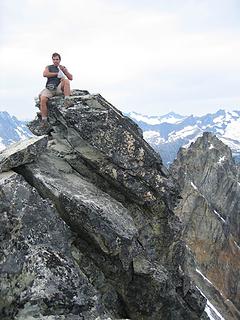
52 52 61 66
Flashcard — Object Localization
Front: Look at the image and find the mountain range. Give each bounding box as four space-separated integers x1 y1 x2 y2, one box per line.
0 111 32 151
2 109 240 169
127 109 240 166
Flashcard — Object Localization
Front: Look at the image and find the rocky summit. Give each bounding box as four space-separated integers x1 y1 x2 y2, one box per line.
170 132 240 320
0 91 207 320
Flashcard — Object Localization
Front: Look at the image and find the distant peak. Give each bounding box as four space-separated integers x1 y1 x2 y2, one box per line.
164 111 185 118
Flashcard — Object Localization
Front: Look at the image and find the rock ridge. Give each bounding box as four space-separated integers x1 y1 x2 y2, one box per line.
0 91 207 319
170 132 240 320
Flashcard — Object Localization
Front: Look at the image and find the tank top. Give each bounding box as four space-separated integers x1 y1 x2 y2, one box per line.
46 65 61 89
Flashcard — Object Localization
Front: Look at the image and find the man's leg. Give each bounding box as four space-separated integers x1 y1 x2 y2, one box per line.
40 95 48 120
39 88 52 120
60 79 71 96
60 79 73 108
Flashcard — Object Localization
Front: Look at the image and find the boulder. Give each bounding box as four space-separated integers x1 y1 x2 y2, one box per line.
0 135 48 172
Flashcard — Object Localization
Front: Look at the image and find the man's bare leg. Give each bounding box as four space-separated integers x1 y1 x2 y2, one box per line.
61 79 73 108
40 95 48 120
61 79 71 96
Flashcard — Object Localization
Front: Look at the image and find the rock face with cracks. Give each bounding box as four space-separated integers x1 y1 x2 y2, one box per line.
0 91 206 319
170 132 240 320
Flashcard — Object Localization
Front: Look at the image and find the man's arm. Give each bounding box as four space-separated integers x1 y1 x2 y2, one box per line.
59 65 73 81
43 66 58 78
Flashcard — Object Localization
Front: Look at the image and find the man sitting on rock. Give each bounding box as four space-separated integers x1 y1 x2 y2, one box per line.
39 52 73 126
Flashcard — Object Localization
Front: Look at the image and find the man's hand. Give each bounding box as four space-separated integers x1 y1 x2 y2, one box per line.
59 65 73 81
57 69 65 78
59 65 67 72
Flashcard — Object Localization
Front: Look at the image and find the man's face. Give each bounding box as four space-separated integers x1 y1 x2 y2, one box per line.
52 56 61 66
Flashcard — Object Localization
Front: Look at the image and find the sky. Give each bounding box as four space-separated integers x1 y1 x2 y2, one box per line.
1 0 240 119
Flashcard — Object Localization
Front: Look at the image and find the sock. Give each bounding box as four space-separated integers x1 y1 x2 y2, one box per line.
42 116 47 121
64 96 70 99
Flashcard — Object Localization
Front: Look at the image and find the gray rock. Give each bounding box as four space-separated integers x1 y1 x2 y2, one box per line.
17 152 139 270
1 91 207 319
170 132 240 319
29 93 178 208
0 135 48 172
0 171 111 319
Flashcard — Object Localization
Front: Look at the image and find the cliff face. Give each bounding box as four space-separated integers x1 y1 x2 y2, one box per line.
0 91 206 320
170 132 240 320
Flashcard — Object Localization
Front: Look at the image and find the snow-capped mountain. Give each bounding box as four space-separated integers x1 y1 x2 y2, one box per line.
127 111 186 125
127 109 240 166
0 111 33 151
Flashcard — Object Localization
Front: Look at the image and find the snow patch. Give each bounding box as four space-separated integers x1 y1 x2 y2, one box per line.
169 125 200 142
225 111 234 122
196 287 225 320
0 137 6 152
216 128 224 135
217 156 225 164
219 137 240 152
234 241 240 250
128 112 186 125
143 131 165 144
205 302 225 320
213 115 224 124
15 128 28 140
159 115 185 124
209 144 214 150
214 210 226 222
222 119 240 141
183 135 200 148
196 269 213 286
191 182 198 190
230 111 239 117
129 113 161 125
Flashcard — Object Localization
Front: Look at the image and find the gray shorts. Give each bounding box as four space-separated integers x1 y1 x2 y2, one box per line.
39 82 63 98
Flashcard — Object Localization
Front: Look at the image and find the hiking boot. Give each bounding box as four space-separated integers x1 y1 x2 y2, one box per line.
40 119 48 128
40 119 51 133
64 98 74 109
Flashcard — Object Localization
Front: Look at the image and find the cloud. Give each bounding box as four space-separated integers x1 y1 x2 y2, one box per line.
1 0 240 118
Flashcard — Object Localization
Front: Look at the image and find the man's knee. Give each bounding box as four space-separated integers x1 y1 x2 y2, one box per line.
63 78 70 85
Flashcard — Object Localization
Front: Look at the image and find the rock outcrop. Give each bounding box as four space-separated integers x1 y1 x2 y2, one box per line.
0 171 110 320
0 135 47 172
0 91 206 319
170 132 240 320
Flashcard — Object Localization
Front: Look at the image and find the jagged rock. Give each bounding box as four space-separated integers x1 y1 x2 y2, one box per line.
171 132 240 240
17 152 139 270
1 91 207 319
0 135 48 172
0 171 111 320
28 93 176 208
170 132 240 319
